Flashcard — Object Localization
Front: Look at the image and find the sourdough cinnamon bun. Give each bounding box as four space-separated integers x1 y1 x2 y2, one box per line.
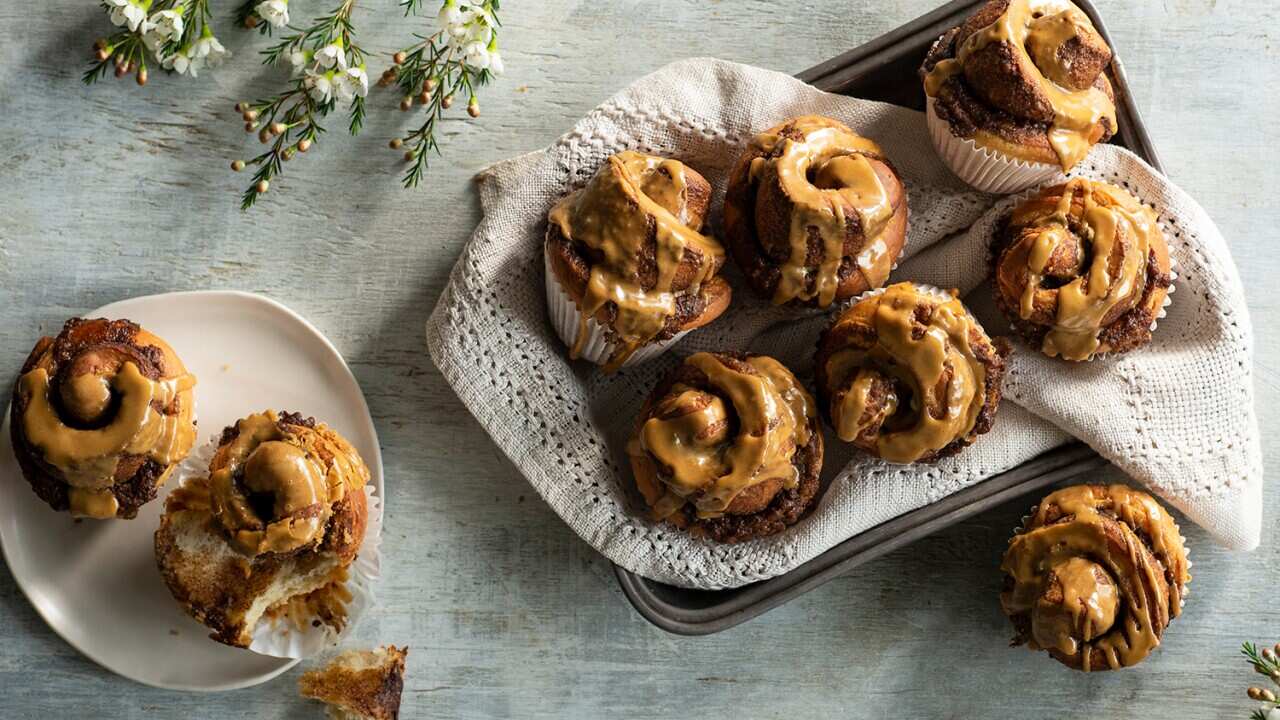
723 116 909 308
155 409 370 648
9 317 197 519
921 0 1117 191
1002 484 1190 672
544 151 731 372
991 179 1172 361
815 282 1008 463
628 352 823 543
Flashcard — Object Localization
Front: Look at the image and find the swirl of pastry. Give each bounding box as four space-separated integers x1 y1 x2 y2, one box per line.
991 179 1172 361
155 410 371 648
628 352 823 543
724 116 909 308
545 150 731 371
1001 484 1191 672
9 317 197 519
922 0 1116 171
815 282 1009 463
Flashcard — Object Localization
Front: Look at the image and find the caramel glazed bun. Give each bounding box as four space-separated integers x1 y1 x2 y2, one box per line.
155 410 370 648
545 150 732 371
9 317 197 519
724 115 910 308
815 282 1009 464
628 352 824 543
921 0 1117 170
1002 484 1190 672
991 178 1172 361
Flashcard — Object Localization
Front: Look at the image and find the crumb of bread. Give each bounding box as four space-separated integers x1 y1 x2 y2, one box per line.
299 645 408 720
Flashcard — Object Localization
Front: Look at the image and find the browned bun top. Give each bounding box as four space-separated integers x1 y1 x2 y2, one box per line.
9 317 197 519
545 151 731 370
628 351 823 543
921 0 1116 169
724 115 909 308
1001 484 1190 672
815 282 1008 464
990 179 1172 361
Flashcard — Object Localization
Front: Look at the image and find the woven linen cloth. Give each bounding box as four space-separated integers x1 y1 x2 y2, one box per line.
426 58 1262 589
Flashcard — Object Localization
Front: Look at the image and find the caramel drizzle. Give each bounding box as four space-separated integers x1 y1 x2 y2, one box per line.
639 353 814 519
19 362 197 518
209 411 333 556
1014 178 1157 360
923 0 1116 170
748 118 894 307
1002 484 1189 671
826 283 985 463
548 151 723 371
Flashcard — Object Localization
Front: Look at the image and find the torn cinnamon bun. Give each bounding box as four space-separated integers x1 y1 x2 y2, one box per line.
991 179 1172 361
815 282 1009 463
1002 484 1191 671
155 409 370 648
9 317 197 519
544 151 731 372
920 0 1117 190
723 115 909 308
627 352 823 543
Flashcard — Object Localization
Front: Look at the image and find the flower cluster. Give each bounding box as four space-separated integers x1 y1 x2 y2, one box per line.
88 0 228 84
1243 643 1280 720
382 0 504 188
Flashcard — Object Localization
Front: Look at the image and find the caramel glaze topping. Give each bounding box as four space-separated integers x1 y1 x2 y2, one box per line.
997 178 1167 361
1002 484 1190 671
19 360 196 519
822 283 990 464
635 353 815 520
746 117 896 306
924 0 1116 170
548 151 724 371
208 410 361 556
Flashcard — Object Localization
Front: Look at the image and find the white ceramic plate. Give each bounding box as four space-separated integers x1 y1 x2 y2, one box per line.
0 291 384 691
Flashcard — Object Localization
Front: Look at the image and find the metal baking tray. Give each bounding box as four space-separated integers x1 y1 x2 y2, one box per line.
613 0 1159 635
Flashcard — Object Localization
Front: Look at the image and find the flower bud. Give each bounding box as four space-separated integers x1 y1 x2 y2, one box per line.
441 94 454 109
244 121 259 133
258 128 271 144
1251 687 1265 701
389 138 403 149
467 98 480 118
136 67 147 86
242 109 259 122
231 160 246 172
282 148 295 161
1264 689 1278 703
297 138 312 152
1265 648 1276 662
417 89 430 104
392 51 406 65
255 180 269 194
245 14 259 28
400 97 413 111
269 122 286 136
95 47 110 62
114 64 127 78
403 151 415 162
235 102 246 113
126 60 137 73
425 77 437 92
94 38 107 51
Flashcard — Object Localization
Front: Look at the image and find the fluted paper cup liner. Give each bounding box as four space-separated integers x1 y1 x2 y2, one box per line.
542 249 690 369
926 97 1064 194
169 434 383 660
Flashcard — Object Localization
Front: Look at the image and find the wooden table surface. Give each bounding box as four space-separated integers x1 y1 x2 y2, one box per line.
1 1 1276 717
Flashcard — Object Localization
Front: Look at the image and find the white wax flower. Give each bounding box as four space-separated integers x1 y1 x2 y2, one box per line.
142 10 184 52
255 0 289 28
462 41 490 71
437 0 466 31
162 49 202 77
314 42 347 70
191 34 229 67
105 0 146 32
286 49 309 75
333 66 369 103
487 49 504 76
305 70 335 103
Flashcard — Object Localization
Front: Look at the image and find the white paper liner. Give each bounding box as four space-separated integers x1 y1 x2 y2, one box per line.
926 97 1064 194
542 249 690 368
168 433 383 660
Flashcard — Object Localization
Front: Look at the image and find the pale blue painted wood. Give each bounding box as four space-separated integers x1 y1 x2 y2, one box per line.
0 1 1277 717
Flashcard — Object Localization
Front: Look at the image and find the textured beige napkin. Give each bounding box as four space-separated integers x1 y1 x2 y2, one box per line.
426 58 1261 589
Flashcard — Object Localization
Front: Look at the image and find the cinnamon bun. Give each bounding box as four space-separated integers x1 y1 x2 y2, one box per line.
627 352 823 543
921 0 1117 191
991 178 1172 361
815 282 1009 463
544 151 731 372
1002 484 1191 671
9 317 197 519
724 115 909 307
155 409 370 648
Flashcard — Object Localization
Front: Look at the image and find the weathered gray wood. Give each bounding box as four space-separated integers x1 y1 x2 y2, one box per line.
0 1 1277 717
